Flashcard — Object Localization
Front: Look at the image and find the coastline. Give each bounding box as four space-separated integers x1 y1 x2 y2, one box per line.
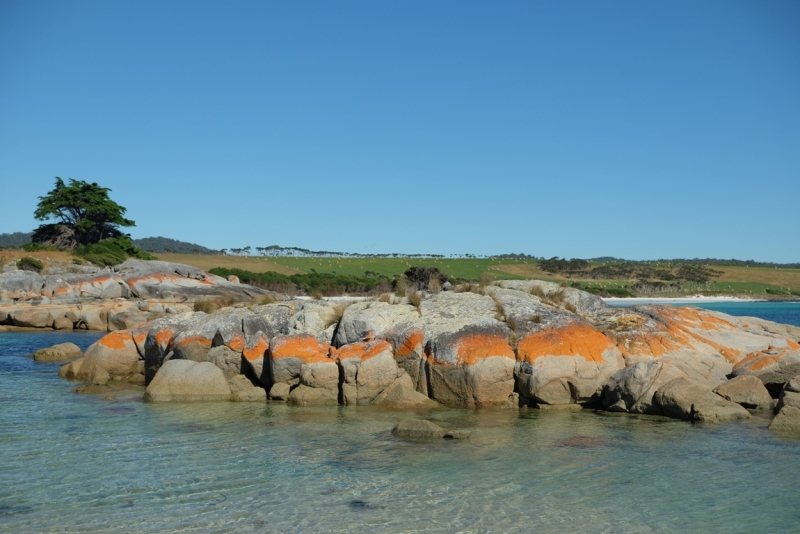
602 295 769 304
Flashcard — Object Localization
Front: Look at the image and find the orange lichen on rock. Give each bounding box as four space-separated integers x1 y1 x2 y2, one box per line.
454 334 514 365
132 327 150 347
154 329 175 346
734 339 800 372
517 324 614 364
98 330 133 350
336 340 392 362
394 330 423 357
270 335 332 364
173 335 213 350
615 307 743 362
224 333 245 352
243 337 269 361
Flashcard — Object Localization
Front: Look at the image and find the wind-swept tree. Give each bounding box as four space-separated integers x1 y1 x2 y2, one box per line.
32 177 135 248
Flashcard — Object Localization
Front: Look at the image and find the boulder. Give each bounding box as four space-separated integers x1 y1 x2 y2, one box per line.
713 375 772 410
287 357 340 406
732 341 800 392
33 342 82 362
653 378 751 422
228 375 267 402
58 357 85 379
372 373 439 409
391 419 446 439
144 360 232 402
768 406 800 434
80 330 142 380
143 312 209 383
421 292 516 407
11 307 54 328
53 316 74 330
775 376 800 412
203 345 243 379
285 300 339 343
334 301 426 393
601 360 691 414
338 341 403 405
269 334 333 393
515 323 624 405
89 365 110 386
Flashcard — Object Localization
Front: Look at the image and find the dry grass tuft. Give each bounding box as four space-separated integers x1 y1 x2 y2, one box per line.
564 302 578 314
506 316 518 332
530 313 543 324
428 276 442 294
529 285 547 299
325 301 354 329
194 295 237 313
406 289 423 313
478 273 493 289
549 288 567 305
377 293 393 303
394 278 408 298
311 290 324 300
258 294 277 305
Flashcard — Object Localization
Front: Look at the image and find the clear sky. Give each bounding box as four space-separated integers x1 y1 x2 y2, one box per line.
1 1 798 261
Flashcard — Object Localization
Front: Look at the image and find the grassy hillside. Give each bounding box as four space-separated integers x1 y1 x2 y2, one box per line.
155 254 800 298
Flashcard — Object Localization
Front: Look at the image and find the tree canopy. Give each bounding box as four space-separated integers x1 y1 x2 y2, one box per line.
32 177 135 247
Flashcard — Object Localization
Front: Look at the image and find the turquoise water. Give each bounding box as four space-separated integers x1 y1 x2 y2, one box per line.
1 304 799 533
609 300 800 328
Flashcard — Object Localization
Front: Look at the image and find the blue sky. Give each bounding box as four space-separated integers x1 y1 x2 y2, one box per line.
1 1 798 261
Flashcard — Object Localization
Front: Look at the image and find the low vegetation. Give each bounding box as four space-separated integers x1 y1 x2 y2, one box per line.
17 256 44 273
193 295 236 313
75 236 155 266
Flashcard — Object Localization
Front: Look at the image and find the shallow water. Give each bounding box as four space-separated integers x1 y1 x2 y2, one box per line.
1 305 799 533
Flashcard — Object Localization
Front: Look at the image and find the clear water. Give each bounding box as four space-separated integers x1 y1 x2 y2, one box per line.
2 305 800 533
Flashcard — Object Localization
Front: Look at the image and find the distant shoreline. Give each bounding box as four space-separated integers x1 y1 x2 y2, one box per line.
602 295 769 304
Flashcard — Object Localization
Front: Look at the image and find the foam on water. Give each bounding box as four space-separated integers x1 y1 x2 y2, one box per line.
1 305 800 533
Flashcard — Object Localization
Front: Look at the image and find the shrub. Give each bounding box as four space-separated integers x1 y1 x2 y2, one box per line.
17 256 44 273
75 235 155 266
71 258 83 265
257 295 277 305
404 266 448 291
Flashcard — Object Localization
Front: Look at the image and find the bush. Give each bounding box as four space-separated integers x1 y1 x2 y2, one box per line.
208 267 391 296
17 256 44 273
404 266 448 291
75 235 155 266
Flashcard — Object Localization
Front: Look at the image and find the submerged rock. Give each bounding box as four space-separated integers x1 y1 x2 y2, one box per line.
33 342 82 362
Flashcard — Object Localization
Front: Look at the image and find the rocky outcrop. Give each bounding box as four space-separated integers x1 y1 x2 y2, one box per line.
732 339 800 393
53 282 800 424
0 259 277 331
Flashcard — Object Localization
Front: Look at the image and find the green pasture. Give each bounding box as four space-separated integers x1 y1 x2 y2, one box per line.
262 256 532 280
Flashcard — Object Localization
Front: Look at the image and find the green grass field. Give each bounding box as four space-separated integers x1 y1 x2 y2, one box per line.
153 253 800 298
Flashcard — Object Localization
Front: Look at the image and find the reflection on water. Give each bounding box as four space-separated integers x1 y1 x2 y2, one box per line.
2 330 800 532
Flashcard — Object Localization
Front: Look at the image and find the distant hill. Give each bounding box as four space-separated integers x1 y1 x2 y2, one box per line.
133 236 219 255
0 232 33 248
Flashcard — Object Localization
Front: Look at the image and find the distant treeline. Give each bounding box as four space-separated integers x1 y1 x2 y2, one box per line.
540 257 724 283
133 236 220 255
589 257 800 269
0 232 33 248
